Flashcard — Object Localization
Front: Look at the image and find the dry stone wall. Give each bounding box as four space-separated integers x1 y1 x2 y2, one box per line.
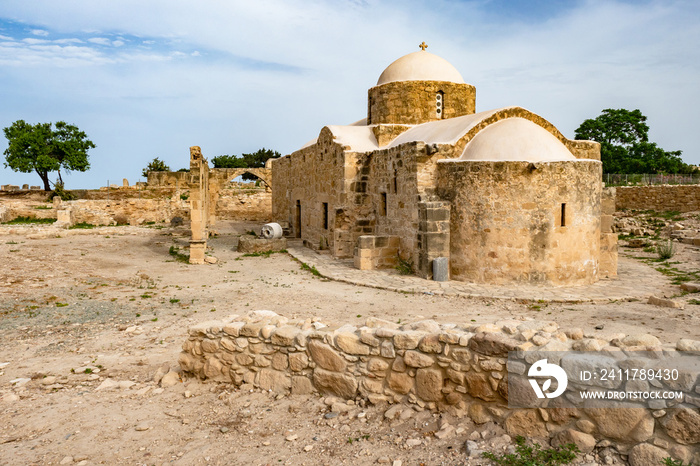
616 185 700 212
180 311 700 462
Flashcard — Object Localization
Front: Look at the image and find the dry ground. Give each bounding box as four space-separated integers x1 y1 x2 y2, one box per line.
0 220 698 466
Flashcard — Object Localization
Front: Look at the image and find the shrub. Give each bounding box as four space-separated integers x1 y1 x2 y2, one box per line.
395 253 415 275
656 239 675 260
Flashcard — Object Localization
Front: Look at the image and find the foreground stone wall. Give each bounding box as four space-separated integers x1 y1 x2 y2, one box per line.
180 311 700 463
616 185 700 212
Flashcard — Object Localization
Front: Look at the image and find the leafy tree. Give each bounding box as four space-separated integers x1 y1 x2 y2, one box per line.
142 157 171 178
575 109 693 174
212 148 281 180
211 154 246 169
3 120 95 191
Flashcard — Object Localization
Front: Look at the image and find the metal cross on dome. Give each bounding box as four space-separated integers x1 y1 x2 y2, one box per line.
419 41 428 51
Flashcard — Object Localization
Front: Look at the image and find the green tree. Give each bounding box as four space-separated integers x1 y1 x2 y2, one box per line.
211 154 246 169
212 148 281 180
575 109 693 174
3 120 95 191
142 157 171 178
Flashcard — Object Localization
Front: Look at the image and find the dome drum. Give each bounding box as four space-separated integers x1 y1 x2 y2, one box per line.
368 80 476 126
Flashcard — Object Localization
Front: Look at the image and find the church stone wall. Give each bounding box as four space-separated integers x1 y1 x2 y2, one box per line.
368 81 476 125
436 160 602 285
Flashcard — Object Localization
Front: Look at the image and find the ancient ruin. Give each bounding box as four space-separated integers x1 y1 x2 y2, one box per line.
271 48 617 285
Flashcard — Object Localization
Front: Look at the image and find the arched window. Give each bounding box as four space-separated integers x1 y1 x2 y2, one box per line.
436 91 444 119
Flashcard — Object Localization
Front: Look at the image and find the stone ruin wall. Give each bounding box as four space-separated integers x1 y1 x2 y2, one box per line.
0 187 271 226
616 185 700 213
180 311 700 464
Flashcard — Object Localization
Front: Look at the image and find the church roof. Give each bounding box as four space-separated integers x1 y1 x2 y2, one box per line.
376 51 465 86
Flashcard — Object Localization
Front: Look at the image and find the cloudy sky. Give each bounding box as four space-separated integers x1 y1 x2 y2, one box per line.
0 0 698 188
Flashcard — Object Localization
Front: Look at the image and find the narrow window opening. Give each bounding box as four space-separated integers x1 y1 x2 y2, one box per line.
295 200 302 238
380 193 387 216
561 203 566 227
436 91 444 119
322 202 329 230
393 169 398 193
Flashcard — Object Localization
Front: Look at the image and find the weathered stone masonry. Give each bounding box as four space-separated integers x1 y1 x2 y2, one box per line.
180 311 700 462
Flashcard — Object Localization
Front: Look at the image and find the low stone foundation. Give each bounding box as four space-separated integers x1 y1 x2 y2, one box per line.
180 311 700 463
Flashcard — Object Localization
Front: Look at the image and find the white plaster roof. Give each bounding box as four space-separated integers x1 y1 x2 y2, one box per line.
387 108 506 148
459 117 575 162
300 118 369 149
376 51 465 86
326 125 378 152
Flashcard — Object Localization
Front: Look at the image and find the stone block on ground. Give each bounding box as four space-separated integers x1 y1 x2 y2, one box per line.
237 236 287 253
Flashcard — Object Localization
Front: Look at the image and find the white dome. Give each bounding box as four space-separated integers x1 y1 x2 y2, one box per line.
460 118 575 162
376 51 465 86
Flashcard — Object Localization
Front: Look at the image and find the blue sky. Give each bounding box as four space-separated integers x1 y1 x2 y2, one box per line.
0 0 698 188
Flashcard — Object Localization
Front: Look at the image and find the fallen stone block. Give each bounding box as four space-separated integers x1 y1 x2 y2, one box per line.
681 282 700 293
648 296 684 309
237 236 287 253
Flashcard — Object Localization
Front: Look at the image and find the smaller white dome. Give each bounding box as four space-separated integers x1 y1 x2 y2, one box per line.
460 118 575 162
377 51 465 86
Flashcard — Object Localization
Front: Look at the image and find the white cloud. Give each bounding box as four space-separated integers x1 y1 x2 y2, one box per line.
30 28 48 36
112 39 125 47
87 37 111 46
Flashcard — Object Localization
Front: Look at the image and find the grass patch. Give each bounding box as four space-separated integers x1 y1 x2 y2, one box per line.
169 298 180 304
69 222 97 230
2 216 57 225
482 436 579 466
34 205 53 210
55 302 68 307
168 245 190 263
395 253 415 276
300 261 322 277
241 249 287 258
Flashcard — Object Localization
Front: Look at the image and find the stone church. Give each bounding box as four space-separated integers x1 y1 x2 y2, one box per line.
271 45 617 285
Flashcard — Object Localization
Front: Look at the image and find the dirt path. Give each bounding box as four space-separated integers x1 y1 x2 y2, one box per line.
0 221 698 465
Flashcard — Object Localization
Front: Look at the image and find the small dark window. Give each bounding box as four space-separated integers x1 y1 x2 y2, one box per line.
380 193 387 216
561 203 566 227
393 169 398 193
322 202 329 230
436 91 444 119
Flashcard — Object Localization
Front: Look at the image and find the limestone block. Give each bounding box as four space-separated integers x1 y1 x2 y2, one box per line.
312 368 358 399
551 429 596 454
258 369 291 393
288 353 309 372
585 405 655 443
403 350 434 368
387 372 413 394
237 236 287 253
308 340 346 372
291 376 315 395
56 208 74 226
628 443 669 466
504 410 547 438
189 240 207 265
661 406 700 444
648 296 684 309
415 368 443 401
335 332 370 355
